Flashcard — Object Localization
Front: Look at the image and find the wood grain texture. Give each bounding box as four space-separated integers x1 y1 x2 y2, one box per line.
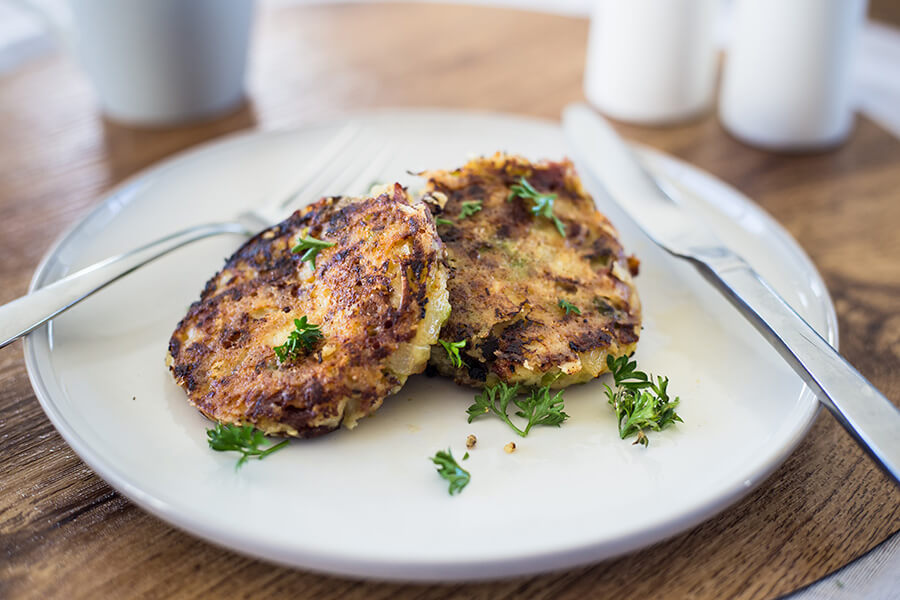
1 3 898 599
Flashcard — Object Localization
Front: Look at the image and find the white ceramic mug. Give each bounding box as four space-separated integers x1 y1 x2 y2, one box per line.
583 0 719 125
719 0 868 151
18 0 254 126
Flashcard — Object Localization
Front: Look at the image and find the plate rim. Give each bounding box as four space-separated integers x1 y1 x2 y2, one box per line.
23 108 838 581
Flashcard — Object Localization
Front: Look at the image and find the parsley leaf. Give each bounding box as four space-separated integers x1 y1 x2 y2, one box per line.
507 177 566 236
430 449 471 495
606 353 651 390
467 381 520 429
514 385 569 435
558 298 581 315
604 354 683 446
439 339 467 368
435 217 454 226
291 235 335 270
531 196 566 236
207 423 289 469
467 382 568 437
273 316 324 362
458 200 483 220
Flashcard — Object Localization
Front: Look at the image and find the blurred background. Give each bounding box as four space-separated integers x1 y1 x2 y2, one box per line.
1 0 897 142
1 2 898 599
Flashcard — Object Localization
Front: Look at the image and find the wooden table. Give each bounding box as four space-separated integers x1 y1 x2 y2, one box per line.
1 3 898 599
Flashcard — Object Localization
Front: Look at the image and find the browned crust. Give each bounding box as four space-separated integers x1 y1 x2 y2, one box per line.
421 153 642 388
167 185 446 437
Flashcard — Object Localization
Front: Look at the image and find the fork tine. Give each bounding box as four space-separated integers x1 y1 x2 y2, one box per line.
342 144 395 197
286 135 385 208
269 122 362 211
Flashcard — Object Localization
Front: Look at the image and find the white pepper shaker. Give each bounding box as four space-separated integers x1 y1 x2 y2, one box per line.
719 0 868 151
583 0 719 125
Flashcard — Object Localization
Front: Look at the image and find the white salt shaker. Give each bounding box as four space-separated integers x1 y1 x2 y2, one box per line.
583 0 719 125
719 0 868 151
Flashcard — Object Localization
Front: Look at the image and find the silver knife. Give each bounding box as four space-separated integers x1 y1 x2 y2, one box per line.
562 102 900 486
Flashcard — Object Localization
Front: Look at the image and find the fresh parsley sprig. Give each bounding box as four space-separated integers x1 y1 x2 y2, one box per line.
515 385 569 435
558 298 581 315
291 234 335 270
458 200 483 220
207 423 289 469
508 177 566 236
430 449 471 495
467 382 569 437
273 316 324 362
440 339 467 368
604 354 683 446
435 217 454 226
607 353 651 390
467 381 519 429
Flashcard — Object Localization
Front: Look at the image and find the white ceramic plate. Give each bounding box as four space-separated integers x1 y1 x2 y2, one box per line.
25 110 836 581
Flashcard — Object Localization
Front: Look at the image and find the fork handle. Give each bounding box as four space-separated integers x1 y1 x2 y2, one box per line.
0 222 248 349
692 251 900 486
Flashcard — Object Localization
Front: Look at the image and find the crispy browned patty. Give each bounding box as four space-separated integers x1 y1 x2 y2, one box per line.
420 153 641 389
167 185 450 437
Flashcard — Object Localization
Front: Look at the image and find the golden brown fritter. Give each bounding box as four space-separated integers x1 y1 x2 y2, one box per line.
421 153 641 389
167 185 450 437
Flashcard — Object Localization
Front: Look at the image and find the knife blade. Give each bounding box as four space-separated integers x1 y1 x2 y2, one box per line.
562 102 900 487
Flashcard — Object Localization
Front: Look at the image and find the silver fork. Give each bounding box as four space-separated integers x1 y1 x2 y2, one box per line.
0 124 394 348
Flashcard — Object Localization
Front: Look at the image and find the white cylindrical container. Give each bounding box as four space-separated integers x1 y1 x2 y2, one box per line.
719 0 868 151
70 0 255 126
584 0 719 125
18 0 255 126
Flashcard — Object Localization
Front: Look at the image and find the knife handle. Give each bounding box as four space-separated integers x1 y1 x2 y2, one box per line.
692 249 900 486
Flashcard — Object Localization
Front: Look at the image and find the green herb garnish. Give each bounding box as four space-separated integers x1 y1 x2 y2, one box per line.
515 385 569 434
604 354 683 446
467 381 518 428
558 298 581 315
207 423 289 470
291 235 335 270
466 382 569 437
507 177 566 236
458 200 483 220
435 217 454 226
440 339 467 368
273 316 324 362
430 449 471 495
